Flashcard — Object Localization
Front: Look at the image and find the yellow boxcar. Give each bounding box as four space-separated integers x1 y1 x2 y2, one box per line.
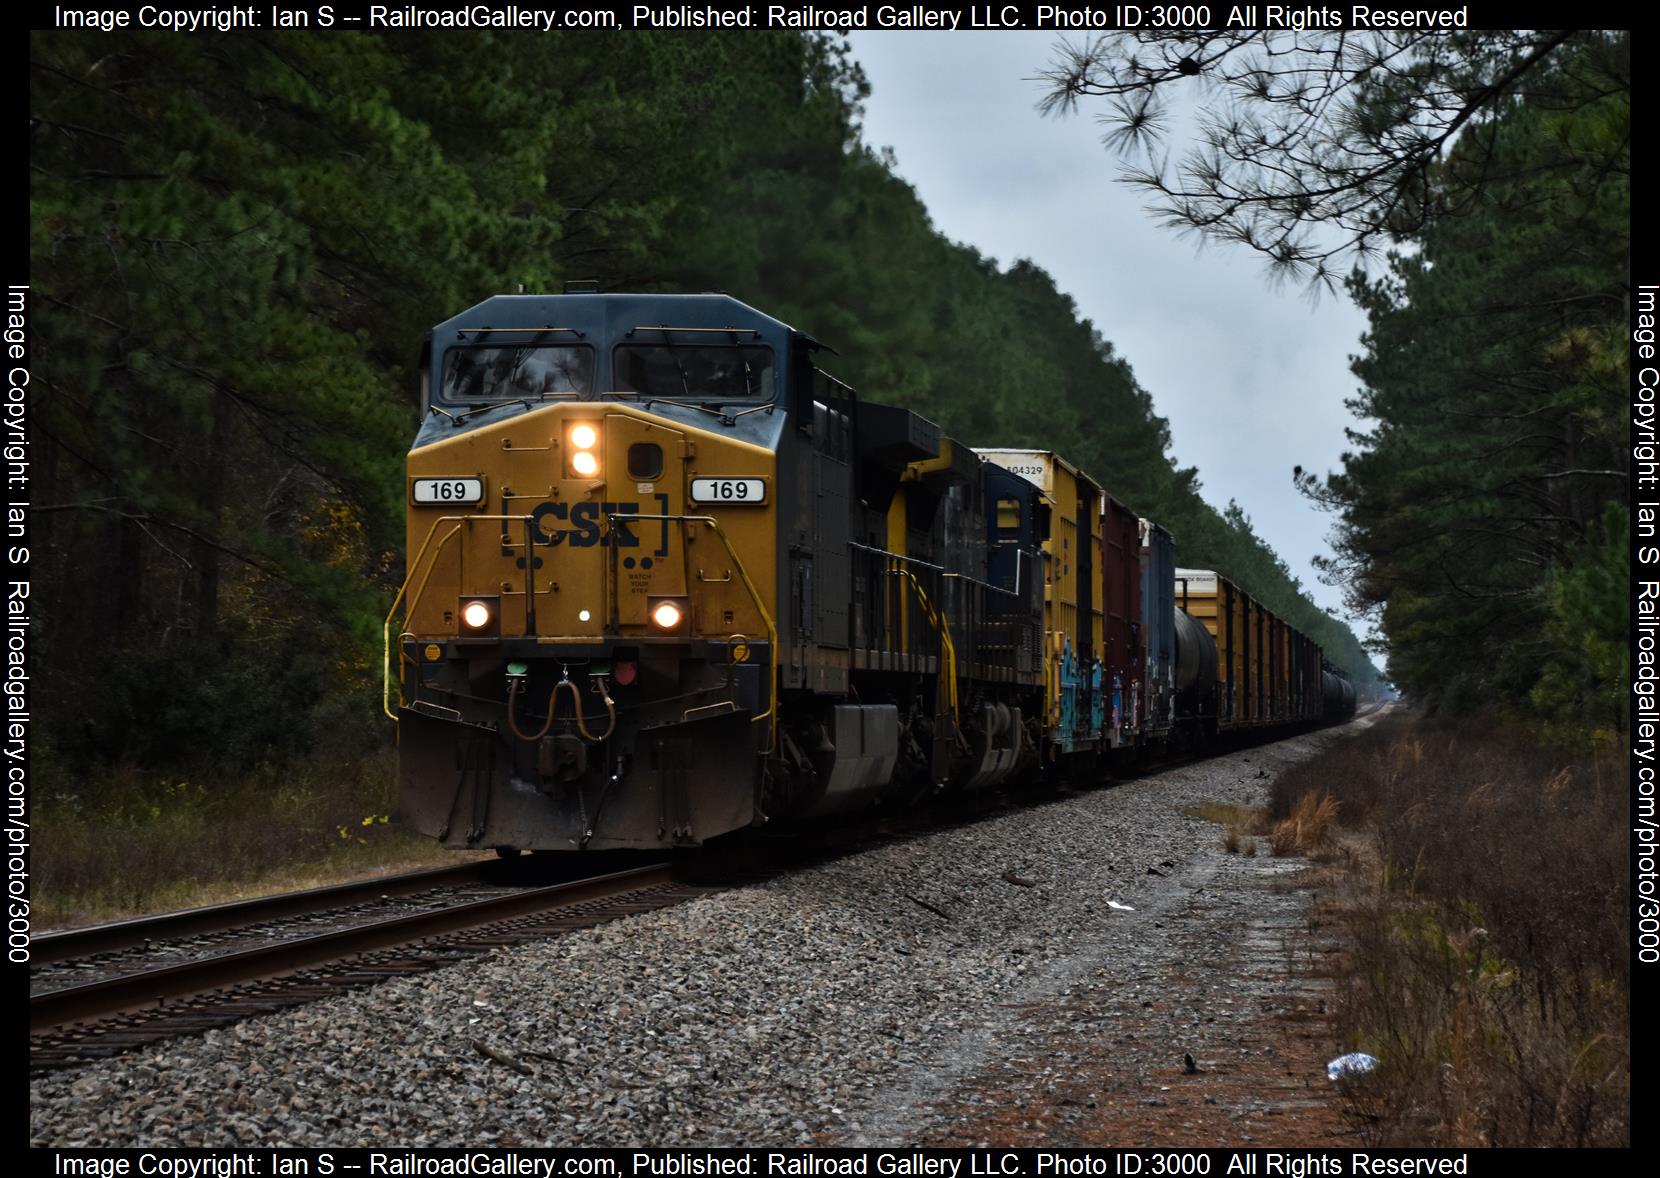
1248 595 1266 726
1276 615 1291 723
1177 571 1325 731
975 448 1106 756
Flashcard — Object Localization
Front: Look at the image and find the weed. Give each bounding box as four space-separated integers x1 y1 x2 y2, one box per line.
1270 790 1341 857
1300 713 1627 1146
33 746 459 926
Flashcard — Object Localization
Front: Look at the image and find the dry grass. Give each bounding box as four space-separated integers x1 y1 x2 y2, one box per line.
32 746 465 928
1185 800 1268 829
1288 713 1629 1147
1269 790 1341 857
1184 800 1270 854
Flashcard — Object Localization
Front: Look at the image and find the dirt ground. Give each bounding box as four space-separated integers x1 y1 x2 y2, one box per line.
914 850 1356 1147
837 726 1380 1149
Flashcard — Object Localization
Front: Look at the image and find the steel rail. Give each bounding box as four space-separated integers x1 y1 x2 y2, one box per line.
31 861 504 968
31 863 676 1035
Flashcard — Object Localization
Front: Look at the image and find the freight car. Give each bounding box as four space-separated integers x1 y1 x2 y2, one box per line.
385 291 1349 852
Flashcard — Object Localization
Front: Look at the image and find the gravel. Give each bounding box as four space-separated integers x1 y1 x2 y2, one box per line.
31 728 1349 1147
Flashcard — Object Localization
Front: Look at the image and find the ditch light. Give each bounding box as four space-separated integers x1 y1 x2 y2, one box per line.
648 597 689 633
458 596 499 637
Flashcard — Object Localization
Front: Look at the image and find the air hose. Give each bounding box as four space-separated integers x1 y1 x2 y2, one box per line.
506 672 618 744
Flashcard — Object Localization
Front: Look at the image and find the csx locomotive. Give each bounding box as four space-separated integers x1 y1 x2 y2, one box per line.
386 292 1354 852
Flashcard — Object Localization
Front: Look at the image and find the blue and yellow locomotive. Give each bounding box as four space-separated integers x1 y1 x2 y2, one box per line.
386 291 1345 853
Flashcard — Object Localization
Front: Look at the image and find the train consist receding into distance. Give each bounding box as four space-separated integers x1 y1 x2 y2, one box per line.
386 293 1356 853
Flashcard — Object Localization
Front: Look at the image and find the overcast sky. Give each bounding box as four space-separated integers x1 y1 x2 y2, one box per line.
846 31 1374 639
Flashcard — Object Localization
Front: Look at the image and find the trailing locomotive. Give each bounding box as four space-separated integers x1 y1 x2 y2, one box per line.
386 292 1353 853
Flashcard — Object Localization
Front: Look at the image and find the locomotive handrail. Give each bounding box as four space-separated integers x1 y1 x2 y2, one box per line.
626 324 764 338
849 542 1025 602
955 544 1030 601
454 325 583 337
943 570 1024 600
847 541 944 572
847 541 968 723
890 564 960 725
383 519 463 721
382 513 537 721
605 511 779 750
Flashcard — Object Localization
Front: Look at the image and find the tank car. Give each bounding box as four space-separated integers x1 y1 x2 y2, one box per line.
1321 668 1358 720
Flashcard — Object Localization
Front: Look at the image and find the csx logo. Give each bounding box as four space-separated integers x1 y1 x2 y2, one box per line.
520 501 640 547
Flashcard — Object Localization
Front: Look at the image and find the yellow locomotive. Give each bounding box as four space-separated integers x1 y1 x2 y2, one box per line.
386 291 1343 853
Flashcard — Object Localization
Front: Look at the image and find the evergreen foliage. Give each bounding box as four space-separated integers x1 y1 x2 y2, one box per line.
30 29 1378 779
1037 29 1606 288
1299 34 1629 735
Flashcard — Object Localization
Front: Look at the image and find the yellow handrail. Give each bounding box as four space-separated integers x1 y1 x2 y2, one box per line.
382 513 533 721
892 564 959 722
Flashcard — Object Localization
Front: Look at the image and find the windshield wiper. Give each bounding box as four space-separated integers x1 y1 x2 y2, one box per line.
643 327 696 398
633 328 730 421
640 395 731 423
453 398 535 424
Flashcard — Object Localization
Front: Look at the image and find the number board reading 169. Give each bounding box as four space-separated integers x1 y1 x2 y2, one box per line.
690 478 766 505
412 477 485 505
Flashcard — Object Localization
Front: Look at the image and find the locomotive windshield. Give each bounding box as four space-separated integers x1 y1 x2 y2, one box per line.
613 344 774 401
441 345 594 401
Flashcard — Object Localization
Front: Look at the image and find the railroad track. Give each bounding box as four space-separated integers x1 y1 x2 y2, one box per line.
31 859 501 972
32 716 1370 1074
29 854 664 987
30 862 701 1072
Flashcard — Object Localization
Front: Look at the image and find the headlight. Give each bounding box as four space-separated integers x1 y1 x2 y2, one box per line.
567 422 600 477
651 601 683 630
